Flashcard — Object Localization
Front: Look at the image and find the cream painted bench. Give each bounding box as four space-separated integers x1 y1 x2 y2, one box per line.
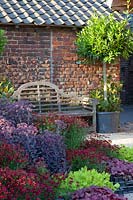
13 80 97 132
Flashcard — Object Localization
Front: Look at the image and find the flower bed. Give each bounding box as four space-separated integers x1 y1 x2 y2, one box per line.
0 99 132 199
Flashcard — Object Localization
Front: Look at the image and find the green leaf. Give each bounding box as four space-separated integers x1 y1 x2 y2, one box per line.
76 13 133 64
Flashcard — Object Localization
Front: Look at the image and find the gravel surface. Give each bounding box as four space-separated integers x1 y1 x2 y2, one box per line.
124 193 133 200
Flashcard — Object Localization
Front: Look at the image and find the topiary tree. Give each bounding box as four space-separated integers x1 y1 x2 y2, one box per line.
76 13 133 102
0 29 7 55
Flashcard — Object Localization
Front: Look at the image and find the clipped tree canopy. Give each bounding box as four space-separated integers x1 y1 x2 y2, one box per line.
76 14 133 63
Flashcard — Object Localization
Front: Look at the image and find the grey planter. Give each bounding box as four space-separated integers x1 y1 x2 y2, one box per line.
96 111 120 133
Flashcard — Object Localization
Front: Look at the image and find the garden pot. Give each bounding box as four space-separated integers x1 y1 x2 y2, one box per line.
96 111 120 133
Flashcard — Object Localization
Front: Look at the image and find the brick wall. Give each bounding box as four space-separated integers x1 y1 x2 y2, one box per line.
0 25 120 96
0 25 51 88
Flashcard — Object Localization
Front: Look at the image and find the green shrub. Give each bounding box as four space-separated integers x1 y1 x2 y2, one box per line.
70 156 106 173
70 156 89 171
87 161 107 173
0 78 14 98
67 150 106 172
0 29 7 55
56 166 119 198
117 145 133 162
90 77 122 112
64 124 87 150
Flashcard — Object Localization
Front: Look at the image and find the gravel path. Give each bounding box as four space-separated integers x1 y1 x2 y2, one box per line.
124 193 133 200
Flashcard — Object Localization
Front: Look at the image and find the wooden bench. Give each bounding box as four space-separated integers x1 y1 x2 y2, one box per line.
13 80 97 132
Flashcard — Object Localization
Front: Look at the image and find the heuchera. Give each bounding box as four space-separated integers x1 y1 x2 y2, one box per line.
3 122 39 162
106 158 133 177
34 113 89 133
36 131 67 173
0 99 33 125
66 148 108 172
0 116 15 141
0 167 64 200
82 138 119 151
66 148 108 163
0 117 66 173
57 115 89 129
0 141 28 169
81 138 119 157
71 186 127 200
0 181 9 199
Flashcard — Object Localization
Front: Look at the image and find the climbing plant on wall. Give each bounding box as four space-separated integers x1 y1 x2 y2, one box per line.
0 29 7 55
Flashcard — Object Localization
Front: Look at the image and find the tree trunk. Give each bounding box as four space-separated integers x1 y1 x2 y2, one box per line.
103 62 107 101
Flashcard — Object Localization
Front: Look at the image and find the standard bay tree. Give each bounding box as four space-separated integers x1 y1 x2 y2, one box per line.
76 13 133 101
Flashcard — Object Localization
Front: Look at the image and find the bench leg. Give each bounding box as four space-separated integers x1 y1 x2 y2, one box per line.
92 111 96 132
92 99 98 133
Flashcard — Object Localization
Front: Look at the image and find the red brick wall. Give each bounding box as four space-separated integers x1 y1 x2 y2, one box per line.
0 25 120 96
0 25 51 87
52 27 120 95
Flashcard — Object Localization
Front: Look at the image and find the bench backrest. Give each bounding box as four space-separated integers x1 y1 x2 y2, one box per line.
13 80 84 113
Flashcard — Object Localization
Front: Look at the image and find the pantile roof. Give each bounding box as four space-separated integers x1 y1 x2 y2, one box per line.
0 0 123 27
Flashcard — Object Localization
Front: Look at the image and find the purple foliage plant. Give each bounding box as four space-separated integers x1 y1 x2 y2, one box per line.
0 99 33 125
0 116 67 173
106 158 133 178
36 131 67 173
71 186 127 200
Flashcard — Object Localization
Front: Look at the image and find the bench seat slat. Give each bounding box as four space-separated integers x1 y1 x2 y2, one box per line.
57 110 93 116
33 108 59 112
